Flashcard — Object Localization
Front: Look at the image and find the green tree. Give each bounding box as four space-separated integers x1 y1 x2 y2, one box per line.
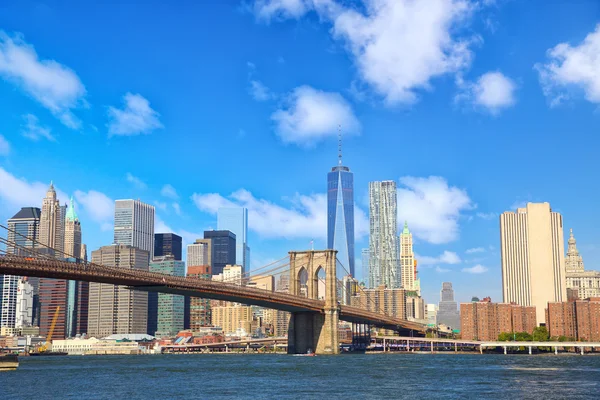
498 332 512 341
515 332 532 341
533 326 549 342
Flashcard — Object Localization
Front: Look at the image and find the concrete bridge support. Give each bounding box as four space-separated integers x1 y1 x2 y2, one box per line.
287 250 339 355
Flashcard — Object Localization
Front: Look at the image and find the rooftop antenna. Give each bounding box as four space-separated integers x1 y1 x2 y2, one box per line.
338 124 342 166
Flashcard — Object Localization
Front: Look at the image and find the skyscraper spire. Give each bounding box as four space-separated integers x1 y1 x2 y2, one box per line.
338 124 342 166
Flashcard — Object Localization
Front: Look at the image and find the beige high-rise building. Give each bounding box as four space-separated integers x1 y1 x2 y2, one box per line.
211 304 253 335
88 245 149 337
63 197 82 259
500 202 567 325
399 221 418 292
565 229 600 299
39 182 65 255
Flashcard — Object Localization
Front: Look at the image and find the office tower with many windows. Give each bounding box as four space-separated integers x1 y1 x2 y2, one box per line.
500 202 567 325
15 278 34 328
114 199 155 257
327 146 355 277
154 233 182 261
2 207 41 329
187 266 212 329
361 248 369 287
399 221 418 293
203 231 236 276
149 256 185 337
39 182 65 255
437 282 460 329
369 181 399 289
63 197 82 259
217 207 250 273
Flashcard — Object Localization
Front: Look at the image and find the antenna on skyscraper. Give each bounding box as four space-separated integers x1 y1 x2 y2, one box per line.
338 124 342 166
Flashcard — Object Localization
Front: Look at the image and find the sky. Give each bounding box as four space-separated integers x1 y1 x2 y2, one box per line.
0 0 599 305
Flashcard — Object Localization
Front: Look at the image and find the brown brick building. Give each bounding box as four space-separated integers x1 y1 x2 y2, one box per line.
546 298 600 341
461 300 536 341
187 265 212 330
350 286 406 320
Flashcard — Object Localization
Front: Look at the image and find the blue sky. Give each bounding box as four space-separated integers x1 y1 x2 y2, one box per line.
0 0 599 305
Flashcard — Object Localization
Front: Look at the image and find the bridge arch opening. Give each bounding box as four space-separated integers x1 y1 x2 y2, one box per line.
297 266 308 297
314 265 326 300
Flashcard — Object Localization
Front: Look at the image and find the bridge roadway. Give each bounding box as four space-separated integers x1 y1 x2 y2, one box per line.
0 255 426 333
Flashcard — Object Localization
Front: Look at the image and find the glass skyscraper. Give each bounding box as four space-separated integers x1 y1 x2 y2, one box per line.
114 199 155 258
217 207 250 273
327 155 355 277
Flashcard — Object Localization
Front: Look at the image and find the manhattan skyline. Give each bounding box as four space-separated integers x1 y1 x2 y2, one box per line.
1 1 600 306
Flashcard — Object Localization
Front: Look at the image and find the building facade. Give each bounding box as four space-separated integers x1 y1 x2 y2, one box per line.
154 233 182 261
369 181 399 289
149 256 185 337
399 221 419 293
63 197 82 259
211 304 253 335
217 207 250 274
203 230 236 276
187 240 210 267
187 265 212 330
460 299 537 341
437 282 460 330
88 245 149 338
361 248 369 287
114 199 155 257
15 278 34 328
565 229 600 299
350 286 406 320
500 202 567 325
39 182 65 255
327 154 355 277
546 298 600 341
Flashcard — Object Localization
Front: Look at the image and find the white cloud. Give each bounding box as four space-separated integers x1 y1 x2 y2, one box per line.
172 203 181 215
418 250 461 266
21 114 55 142
161 184 179 200
192 188 368 240
249 80 272 101
0 31 86 129
107 93 163 136
253 0 312 21
457 71 516 113
536 24 600 106
476 211 497 220
435 266 451 273
398 176 474 244
74 190 114 231
154 201 167 211
0 167 67 210
125 173 146 189
465 247 485 254
271 85 360 146
0 134 9 156
462 264 488 274
510 200 527 210
155 215 172 234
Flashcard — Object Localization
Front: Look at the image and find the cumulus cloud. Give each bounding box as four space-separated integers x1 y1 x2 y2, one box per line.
161 184 179 200
21 114 55 142
0 167 68 210
0 134 9 156
271 85 360 146
172 203 181 216
74 190 114 231
418 251 461 266
465 247 485 254
0 31 86 129
154 201 167 211
398 176 474 244
107 93 163 136
125 173 146 189
462 264 488 274
456 71 517 113
254 0 482 105
435 266 451 273
476 212 497 220
536 24 600 106
192 188 368 240
249 80 272 101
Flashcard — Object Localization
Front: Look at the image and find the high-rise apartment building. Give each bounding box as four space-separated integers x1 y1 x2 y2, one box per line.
217 207 250 273
187 239 211 267
564 229 600 299
187 265 212 330
2 207 40 329
39 182 65 255
88 245 149 337
350 286 407 320
399 221 418 292
203 230 236 276
500 202 567 325
460 299 536 341
211 304 253 335
327 147 355 277
64 197 82 259
437 282 460 329
369 181 399 289
154 233 182 261
114 199 155 257
149 256 185 337
546 298 600 341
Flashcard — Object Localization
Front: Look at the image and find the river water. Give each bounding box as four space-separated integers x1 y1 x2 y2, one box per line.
2 354 600 399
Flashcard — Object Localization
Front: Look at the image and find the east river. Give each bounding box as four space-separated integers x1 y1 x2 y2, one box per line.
2 354 600 399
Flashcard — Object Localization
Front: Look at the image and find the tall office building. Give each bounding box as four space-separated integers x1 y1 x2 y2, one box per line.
63 197 82 259
437 282 460 329
361 248 369 287
154 233 182 261
327 140 355 277
149 256 185 337
15 278 34 328
399 221 418 292
187 265 212 329
565 229 600 299
88 245 149 337
2 207 41 329
217 207 250 273
114 199 155 257
500 202 567 325
188 240 210 266
39 278 68 340
369 181 399 289
39 182 65 255
203 231 236 276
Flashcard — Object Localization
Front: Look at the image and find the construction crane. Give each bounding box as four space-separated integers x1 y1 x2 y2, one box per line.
37 306 60 353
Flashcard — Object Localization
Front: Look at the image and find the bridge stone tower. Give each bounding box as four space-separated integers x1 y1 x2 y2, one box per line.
287 250 339 355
